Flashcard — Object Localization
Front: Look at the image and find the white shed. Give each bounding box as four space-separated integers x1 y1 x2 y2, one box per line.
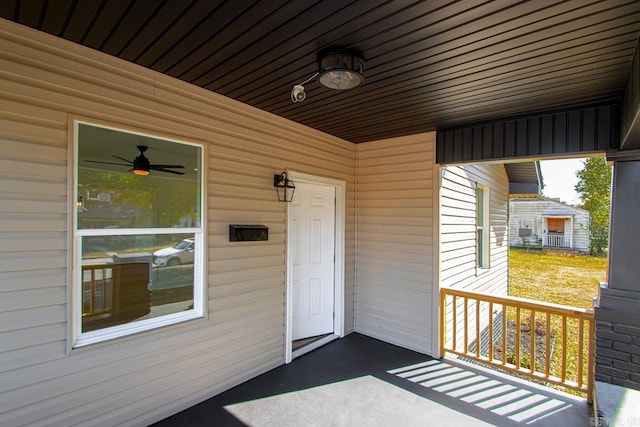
509 197 591 253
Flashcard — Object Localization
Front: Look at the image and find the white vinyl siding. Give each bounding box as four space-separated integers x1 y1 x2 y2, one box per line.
355 133 435 354
0 20 355 426
440 164 509 294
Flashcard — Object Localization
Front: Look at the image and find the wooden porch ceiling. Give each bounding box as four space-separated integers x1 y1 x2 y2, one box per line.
1 1 639 143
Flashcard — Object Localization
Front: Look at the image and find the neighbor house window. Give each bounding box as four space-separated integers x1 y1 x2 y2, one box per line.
73 121 204 347
476 184 490 269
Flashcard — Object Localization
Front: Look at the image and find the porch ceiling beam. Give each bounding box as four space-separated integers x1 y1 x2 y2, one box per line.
436 103 620 165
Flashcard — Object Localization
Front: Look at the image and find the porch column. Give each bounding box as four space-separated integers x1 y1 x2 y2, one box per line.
595 151 640 390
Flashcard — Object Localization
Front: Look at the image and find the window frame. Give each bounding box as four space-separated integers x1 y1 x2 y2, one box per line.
71 119 206 348
476 184 490 271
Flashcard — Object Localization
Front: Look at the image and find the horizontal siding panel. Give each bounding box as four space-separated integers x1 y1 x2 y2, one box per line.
0 305 66 334
0 270 66 292
0 251 66 273
0 214 66 233
0 341 67 375
0 195 66 215
1 304 284 394
0 176 66 197
357 211 433 223
0 20 356 426
357 197 432 208
0 323 66 353
0 287 66 313
355 134 434 354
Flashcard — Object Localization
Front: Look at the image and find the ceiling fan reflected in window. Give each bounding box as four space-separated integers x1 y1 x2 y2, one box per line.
84 145 185 175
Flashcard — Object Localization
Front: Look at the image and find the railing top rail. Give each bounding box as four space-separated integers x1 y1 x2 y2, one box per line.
441 287 593 320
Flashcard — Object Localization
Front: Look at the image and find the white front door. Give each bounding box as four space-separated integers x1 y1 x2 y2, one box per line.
291 182 336 340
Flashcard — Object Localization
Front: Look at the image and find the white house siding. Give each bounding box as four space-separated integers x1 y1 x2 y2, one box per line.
355 133 436 355
509 198 590 252
440 164 509 293
0 20 355 427
440 164 510 350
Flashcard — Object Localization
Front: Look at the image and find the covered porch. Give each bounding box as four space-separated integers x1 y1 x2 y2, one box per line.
154 333 590 427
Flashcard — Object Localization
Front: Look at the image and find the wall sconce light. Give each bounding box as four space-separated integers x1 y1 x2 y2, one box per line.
77 196 87 212
274 171 295 202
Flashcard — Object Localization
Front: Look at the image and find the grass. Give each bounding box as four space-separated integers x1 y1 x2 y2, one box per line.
508 249 607 394
509 249 607 309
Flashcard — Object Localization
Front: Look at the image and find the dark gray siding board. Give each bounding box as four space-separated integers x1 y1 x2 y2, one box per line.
621 38 640 150
436 104 621 164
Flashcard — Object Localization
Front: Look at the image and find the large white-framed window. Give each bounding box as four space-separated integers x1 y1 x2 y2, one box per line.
72 120 205 348
476 184 490 270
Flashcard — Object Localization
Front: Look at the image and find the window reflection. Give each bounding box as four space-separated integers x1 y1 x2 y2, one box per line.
81 234 195 332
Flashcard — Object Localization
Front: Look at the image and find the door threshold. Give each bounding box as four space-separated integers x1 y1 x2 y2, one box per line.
292 334 339 360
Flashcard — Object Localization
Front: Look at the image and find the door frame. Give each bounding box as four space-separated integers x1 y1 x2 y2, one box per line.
285 171 346 363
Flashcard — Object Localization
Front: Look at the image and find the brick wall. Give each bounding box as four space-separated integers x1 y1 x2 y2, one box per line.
595 320 640 390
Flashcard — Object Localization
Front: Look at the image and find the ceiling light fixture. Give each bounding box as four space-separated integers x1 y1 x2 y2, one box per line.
318 48 365 90
290 47 365 103
133 152 150 175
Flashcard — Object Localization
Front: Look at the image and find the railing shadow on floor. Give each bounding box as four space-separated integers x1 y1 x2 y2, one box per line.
387 356 591 426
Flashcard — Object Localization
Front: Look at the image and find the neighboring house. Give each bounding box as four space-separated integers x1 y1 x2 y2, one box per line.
509 197 590 254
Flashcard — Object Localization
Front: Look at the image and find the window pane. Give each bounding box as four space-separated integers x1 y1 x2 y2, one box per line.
77 123 201 229
476 188 484 226
477 231 484 268
81 234 195 332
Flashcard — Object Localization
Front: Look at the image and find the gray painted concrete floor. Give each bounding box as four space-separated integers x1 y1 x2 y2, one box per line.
155 333 592 427
595 381 640 426
224 360 591 427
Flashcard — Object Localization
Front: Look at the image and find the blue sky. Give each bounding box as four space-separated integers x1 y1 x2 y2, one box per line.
539 158 585 205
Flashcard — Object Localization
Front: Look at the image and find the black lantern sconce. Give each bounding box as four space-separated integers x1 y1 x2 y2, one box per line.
274 171 295 202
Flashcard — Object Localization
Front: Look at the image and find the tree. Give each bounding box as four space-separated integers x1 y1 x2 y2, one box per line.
574 157 612 256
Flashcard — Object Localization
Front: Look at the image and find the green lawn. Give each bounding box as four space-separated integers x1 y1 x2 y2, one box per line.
509 249 607 309
508 249 608 394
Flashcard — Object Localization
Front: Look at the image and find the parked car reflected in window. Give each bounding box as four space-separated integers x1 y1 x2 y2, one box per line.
153 238 195 267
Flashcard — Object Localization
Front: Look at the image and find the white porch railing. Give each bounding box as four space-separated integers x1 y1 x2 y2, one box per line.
544 234 568 247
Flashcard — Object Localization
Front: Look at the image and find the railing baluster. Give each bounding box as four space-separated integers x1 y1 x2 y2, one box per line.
452 295 457 352
577 318 584 388
476 299 481 358
515 307 521 369
530 310 535 374
561 316 567 383
464 297 469 354
90 270 96 314
545 312 551 379
488 302 494 361
502 303 507 365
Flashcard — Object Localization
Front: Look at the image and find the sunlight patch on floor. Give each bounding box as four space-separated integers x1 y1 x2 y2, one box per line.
224 375 492 427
